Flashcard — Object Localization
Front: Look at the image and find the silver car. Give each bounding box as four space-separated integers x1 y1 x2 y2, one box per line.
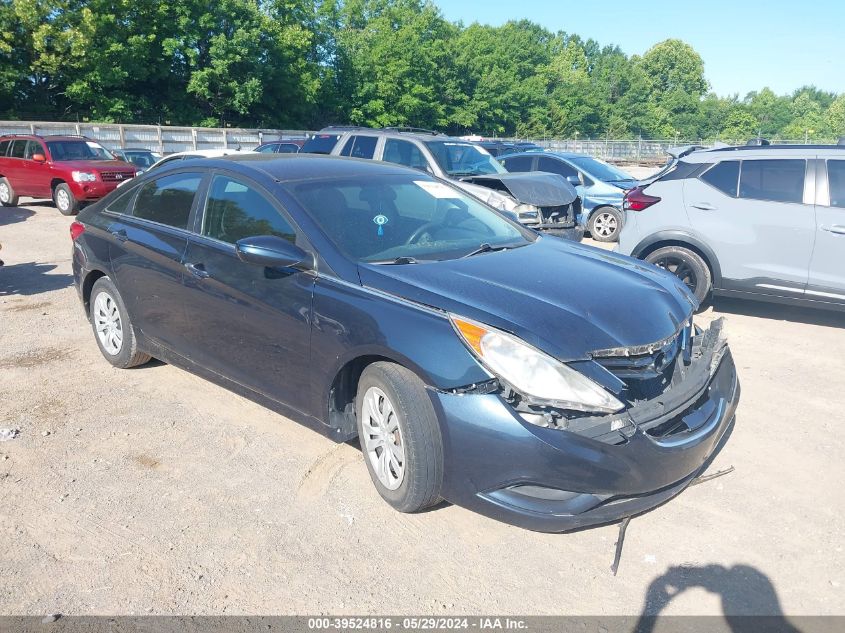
617 144 845 311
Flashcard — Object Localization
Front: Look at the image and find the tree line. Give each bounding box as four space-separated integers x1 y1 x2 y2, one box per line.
1 0 843 140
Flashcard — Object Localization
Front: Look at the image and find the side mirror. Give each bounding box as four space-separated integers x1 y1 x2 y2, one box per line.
32 153 46 163
235 235 312 270
566 174 581 186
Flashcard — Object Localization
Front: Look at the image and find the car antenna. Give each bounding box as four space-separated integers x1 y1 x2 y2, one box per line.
609 466 734 576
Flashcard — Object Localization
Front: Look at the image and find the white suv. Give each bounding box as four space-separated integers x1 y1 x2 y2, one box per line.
617 144 845 311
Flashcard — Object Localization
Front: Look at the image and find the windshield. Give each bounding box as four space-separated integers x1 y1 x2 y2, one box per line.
124 152 156 168
569 156 635 183
301 134 341 154
46 140 115 161
425 141 506 177
289 174 532 263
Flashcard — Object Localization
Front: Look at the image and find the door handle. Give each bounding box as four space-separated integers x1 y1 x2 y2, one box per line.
109 228 128 242
822 225 845 235
690 202 717 211
184 262 210 279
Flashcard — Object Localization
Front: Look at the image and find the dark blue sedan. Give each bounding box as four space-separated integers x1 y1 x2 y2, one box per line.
71 155 739 532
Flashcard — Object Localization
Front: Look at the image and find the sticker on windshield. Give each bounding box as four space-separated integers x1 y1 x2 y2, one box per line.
373 214 389 236
86 142 101 149
414 180 458 199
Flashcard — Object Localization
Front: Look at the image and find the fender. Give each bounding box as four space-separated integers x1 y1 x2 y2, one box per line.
631 230 723 289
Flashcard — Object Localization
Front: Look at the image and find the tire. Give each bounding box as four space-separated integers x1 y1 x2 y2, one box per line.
54 183 79 216
0 177 19 207
645 245 712 305
356 362 443 513
89 277 151 369
588 207 623 242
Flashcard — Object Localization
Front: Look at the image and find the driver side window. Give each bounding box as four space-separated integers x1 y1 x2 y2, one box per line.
538 156 578 180
383 139 429 172
202 175 296 244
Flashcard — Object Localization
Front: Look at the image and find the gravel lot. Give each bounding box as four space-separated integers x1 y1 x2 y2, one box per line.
1 186 843 618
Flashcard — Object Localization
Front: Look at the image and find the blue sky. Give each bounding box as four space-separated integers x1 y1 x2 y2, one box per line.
433 0 843 97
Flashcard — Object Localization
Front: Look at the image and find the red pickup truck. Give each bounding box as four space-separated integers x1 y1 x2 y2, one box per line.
0 134 137 215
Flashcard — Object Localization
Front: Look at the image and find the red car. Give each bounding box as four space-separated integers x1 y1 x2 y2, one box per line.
0 134 137 215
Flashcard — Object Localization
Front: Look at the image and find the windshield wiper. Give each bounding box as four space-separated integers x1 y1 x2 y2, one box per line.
373 256 418 265
462 243 509 258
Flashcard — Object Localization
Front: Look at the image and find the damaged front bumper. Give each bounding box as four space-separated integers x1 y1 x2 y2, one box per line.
429 319 739 532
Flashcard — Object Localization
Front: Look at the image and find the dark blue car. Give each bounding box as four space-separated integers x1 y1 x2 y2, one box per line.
71 154 739 532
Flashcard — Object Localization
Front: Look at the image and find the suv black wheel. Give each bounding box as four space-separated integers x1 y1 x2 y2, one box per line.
0 177 19 207
588 207 622 242
54 183 79 215
356 362 443 513
645 245 712 305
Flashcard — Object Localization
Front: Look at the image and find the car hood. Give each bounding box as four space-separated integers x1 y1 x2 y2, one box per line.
358 238 695 362
52 160 135 171
459 172 577 206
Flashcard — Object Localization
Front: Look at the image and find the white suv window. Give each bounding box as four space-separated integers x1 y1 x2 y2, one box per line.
700 161 739 196
739 159 805 204
828 160 845 208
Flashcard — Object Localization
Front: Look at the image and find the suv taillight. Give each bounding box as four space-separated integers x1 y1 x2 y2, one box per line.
69 221 85 241
624 186 661 211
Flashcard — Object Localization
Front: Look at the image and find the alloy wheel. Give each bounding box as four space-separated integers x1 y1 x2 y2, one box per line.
56 189 70 212
653 255 698 293
592 211 618 238
93 292 123 355
0 183 9 203
361 386 405 490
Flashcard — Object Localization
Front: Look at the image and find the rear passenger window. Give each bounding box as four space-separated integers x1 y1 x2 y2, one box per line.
700 161 739 196
502 156 534 172
739 160 805 204
132 172 202 229
339 135 377 159
202 175 295 244
9 140 26 159
0 140 9 156
828 160 845 208
105 187 137 215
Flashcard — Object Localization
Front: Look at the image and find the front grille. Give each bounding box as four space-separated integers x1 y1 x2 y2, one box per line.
537 200 578 227
592 323 693 400
100 171 134 182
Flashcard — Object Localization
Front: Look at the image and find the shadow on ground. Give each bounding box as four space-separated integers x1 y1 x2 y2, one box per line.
0 262 73 296
0 206 36 226
635 564 802 633
711 297 845 328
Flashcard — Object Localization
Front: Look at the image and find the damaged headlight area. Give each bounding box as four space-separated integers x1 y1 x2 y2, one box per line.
450 315 625 415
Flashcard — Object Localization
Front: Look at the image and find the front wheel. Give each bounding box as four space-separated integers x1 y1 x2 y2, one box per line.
645 245 712 305
356 362 443 513
89 277 151 368
588 207 622 242
54 183 79 216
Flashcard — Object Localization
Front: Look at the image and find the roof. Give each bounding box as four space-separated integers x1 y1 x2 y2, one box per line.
498 150 588 160
206 153 417 182
683 144 845 163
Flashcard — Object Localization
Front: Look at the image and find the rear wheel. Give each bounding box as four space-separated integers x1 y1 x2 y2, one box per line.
588 207 622 242
645 245 712 305
0 178 19 207
356 362 442 513
89 277 151 368
54 183 79 216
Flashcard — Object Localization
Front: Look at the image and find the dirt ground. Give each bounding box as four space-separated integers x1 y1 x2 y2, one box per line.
1 184 843 618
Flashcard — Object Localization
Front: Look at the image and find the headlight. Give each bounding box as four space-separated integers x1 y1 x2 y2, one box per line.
513 203 539 214
450 315 625 414
72 171 97 182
